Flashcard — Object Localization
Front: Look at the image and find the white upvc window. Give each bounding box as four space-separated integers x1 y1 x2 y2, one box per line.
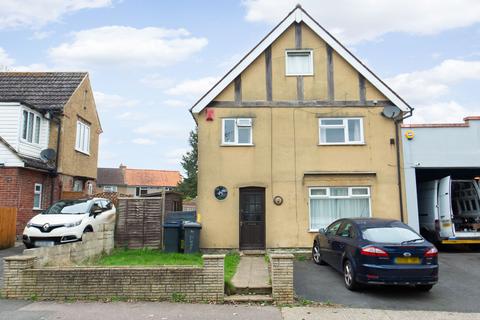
103 185 118 192
285 49 314 76
136 187 148 197
319 118 364 145
33 183 43 209
75 120 90 154
222 118 253 146
21 110 41 144
309 186 371 231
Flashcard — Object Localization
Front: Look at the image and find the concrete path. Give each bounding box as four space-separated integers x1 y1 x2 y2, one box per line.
0 301 281 320
282 307 480 320
231 255 270 289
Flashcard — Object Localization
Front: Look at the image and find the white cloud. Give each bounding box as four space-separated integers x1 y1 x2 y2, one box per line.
0 46 50 71
132 138 156 145
140 74 175 89
116 111 146 121
408 101 470 124
94 91 139 109
165 76 218 96
31 30 54 40
164 148 188 165
386 60 480 103
0 48 14 67
242 0 480 43
49 26 208 68
163 99 187 108
0 0 112 29
134 122 190 139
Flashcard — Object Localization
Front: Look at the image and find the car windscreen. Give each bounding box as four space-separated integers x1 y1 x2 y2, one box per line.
361 226 422 244
42 200 90 214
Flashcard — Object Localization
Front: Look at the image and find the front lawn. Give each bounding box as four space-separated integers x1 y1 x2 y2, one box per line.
96 248 203 266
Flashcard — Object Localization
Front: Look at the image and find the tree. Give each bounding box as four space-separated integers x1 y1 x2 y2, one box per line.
177 128 198 199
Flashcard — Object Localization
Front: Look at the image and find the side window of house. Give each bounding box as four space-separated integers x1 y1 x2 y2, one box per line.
309 187 370 230
222 118 252 145
22 110 41 144
319 118 364 145
103 185 117 192
285 50 313 76
73 180 83 192
135 187 148 197
75 120 91 154
33 183 42 209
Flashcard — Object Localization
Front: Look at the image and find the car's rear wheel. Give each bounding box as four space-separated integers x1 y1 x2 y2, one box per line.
416 284 433 292
343 260 360 291
312 242 326 265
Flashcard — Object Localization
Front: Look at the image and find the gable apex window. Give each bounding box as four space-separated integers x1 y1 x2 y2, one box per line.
319 118 364 145
222 118 253 146
75 120 90 154
21 109 42 144
285 49 313 76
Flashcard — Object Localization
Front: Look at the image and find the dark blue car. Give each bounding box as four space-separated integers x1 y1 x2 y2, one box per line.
312 218 438 291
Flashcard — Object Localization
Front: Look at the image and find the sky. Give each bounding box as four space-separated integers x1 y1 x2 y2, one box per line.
1 0 480 172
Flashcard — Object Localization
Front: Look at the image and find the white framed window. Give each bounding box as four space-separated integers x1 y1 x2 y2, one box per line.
319 118 364 145
33 183 42 209
73 180 83 192
75 120 90 154
103 185 118 192
309 186 371 231
136 187 149 197
222 118 253 146
285 49 314 76
21 110 41 144
87 182 93 195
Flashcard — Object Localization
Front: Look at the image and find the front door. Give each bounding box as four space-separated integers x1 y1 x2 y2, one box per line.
239 187 265 250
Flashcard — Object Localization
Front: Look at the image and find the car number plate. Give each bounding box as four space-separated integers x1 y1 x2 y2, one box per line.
395 257 420 264
35 241 55 247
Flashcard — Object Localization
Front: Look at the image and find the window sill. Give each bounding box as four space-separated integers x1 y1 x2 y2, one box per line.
75 148 90 156
318 143 366 146
309 229 321 233
286 73 314 77
32 208 43 211
20 139 41 147
220 143 255 147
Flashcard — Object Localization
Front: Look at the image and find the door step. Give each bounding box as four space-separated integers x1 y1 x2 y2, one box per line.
241 250 266 256
224 294 273 303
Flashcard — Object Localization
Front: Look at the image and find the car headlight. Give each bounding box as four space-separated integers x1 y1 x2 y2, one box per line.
64 220 82 228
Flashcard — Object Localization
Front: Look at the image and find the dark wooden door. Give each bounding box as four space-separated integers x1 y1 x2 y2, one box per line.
239 187 265 250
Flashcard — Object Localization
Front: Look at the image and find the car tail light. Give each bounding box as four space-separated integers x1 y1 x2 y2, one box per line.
360 246 389 257
424 247 438 258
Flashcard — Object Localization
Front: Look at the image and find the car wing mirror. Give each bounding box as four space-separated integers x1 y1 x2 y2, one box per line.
318 228 325 234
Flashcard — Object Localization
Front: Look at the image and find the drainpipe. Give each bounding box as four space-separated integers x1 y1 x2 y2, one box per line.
394 110 413 223
49 113 62 205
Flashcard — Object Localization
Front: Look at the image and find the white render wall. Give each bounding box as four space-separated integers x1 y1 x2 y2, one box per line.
0 102 50 163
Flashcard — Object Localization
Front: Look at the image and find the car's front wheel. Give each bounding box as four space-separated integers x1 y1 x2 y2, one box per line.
312 242 326 265
343 260 360 291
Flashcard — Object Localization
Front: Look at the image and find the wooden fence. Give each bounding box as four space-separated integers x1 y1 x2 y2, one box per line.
115 197 164 249
0 208 17 249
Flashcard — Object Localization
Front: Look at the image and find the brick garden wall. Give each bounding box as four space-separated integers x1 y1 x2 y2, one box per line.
3 254 225 302
269 253 294 304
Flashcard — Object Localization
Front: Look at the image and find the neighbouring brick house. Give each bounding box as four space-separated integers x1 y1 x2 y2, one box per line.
0 72 102 234
97 164 181 197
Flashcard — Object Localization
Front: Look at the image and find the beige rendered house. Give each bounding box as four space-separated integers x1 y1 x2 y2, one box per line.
191 6 413 250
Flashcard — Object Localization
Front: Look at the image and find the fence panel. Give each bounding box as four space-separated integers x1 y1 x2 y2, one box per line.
115 198 163 249
0 207 17 249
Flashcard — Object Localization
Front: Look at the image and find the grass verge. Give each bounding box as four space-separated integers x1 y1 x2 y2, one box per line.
224 252 240 295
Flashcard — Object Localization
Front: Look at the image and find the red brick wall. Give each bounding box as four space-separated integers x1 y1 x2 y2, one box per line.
0 168 61 235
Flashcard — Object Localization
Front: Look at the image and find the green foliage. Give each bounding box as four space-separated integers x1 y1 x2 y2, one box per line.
171 292 187 303
94 248 203 266
29 293 38 301
177 129 198 199
223 252 241 294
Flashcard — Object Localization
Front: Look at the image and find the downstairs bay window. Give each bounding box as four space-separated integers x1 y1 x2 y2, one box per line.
309 187 371 230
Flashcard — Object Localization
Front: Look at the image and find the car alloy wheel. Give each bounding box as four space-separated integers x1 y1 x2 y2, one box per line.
312 243 324 265
344 261 353 287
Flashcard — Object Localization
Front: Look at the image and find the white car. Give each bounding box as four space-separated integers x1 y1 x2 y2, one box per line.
23 198 116 248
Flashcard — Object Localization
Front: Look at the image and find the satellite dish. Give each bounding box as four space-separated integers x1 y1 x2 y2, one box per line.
382 105 402 119
40 149 56 162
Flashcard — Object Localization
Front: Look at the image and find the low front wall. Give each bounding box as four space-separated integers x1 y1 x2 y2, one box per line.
270 253 294 304
3 254 225 302
23 223 114 267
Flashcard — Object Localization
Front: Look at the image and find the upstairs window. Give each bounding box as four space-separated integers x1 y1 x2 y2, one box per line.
285 50 313 76
75 120 90 154
22 110 41 144
319 118 364 145
222 118 253 146
103 185 117 192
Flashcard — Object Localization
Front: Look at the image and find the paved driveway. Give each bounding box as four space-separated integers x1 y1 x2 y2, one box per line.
295 249 480 313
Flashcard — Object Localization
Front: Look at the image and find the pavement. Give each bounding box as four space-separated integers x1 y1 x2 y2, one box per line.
231 255 270 289
2 301 480 320
294 249 480 312
0 242 24 286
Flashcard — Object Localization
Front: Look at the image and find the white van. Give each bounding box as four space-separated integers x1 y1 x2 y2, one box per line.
418 176 480 244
